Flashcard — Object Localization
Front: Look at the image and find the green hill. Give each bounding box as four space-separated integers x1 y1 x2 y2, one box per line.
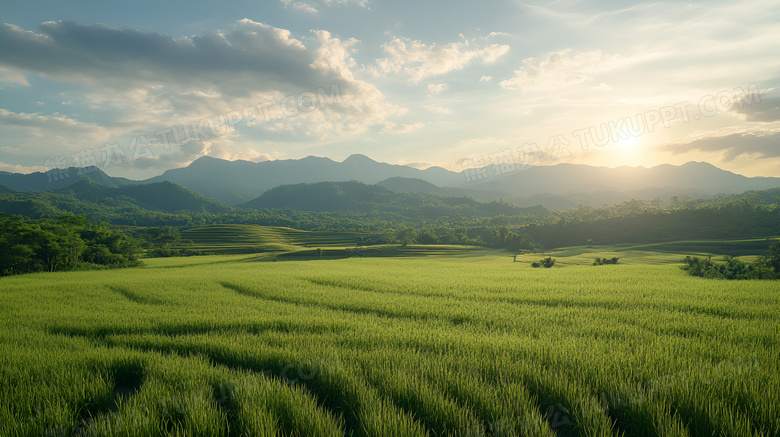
377 177 444 194
0 193 64 217
240 180 548 219
0 180 231 223
58 179 231 214
0 167 133 191
50 179 230 213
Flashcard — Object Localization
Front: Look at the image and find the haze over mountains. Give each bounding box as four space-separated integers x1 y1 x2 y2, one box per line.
2 155 780 210
145 154 463 205
240 180 545 218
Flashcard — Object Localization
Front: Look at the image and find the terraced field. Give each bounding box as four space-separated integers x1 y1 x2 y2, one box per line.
180 225 365 255
1 245 778 436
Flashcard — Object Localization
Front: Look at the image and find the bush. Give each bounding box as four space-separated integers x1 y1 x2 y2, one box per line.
593 257 619 266
531 257 555 268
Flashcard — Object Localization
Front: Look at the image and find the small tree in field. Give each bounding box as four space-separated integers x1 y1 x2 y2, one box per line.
766 241 780 272
593 257 619 266
397 228 417 247
532 257 555 268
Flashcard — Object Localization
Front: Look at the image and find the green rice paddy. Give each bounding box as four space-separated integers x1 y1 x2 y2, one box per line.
1 227 778 436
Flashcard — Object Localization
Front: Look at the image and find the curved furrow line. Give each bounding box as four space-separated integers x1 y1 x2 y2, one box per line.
219 280 445 324
103 333 426 437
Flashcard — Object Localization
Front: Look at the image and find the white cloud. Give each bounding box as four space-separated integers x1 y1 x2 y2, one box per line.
292 2 319 13
663 129 780 161
281 0 367 12
324 0 369 7
427 83 448 94
0 66 29 86
0 20 402 174
381 121 425 134
590 82 613 91
0 109 111 151
479 75 492 83
0 20 395 130
500 49 624 91
280 0 318 13
0 162 48 174
375 35 509 83
733 96 780 122
422 105 452 115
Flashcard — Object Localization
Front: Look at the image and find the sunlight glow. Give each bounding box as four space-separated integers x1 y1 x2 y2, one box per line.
617 135 641 150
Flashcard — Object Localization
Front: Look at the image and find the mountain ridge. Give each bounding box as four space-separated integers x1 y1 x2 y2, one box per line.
2 156 779 210
239 180 549 220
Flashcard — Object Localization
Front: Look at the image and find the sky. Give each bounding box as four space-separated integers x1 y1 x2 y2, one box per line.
0 0 778 180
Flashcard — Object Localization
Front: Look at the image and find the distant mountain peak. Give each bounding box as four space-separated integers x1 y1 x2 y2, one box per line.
296 155 336 163
63 175 109 191
342 154 377 165
188 155 225 166
681 161 716 168
378 176 439 189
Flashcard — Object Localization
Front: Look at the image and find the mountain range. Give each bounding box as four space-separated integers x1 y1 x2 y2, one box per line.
2 155 779 210
240 180 546 219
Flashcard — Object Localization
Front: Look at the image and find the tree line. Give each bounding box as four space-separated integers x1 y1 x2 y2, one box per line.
523 198 780 249
0 213 140 276
682 242 780 280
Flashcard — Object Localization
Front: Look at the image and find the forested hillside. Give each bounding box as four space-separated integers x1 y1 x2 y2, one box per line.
0 213 140 276
2 179 779 256
525 194 780 248
240 180 539 218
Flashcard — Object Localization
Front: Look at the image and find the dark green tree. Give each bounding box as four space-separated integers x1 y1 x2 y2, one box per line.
397 228 417 247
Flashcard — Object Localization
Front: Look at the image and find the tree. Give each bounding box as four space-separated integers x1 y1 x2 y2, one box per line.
0 240 34 275
397 228 417 247
766 241 780 272
752 257 775 280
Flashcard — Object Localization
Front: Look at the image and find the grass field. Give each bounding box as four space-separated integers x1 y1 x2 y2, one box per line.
1 237 778 436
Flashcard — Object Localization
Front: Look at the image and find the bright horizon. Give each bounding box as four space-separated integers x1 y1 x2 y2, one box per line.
1 0 779 179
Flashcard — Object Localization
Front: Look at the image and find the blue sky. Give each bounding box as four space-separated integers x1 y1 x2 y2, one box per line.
1 0 778 179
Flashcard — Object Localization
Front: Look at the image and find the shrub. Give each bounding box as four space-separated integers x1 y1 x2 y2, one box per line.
593 257 619 266
531 257 555 268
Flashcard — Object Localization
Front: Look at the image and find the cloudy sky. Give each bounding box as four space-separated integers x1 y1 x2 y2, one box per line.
1 0 778 179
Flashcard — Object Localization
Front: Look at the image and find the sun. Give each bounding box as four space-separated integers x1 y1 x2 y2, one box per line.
617 135 641 149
